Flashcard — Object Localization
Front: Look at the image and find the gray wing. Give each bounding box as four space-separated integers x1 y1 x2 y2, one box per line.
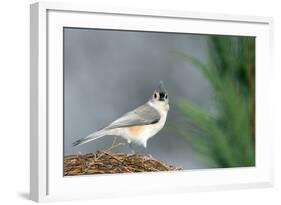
105 103 161 130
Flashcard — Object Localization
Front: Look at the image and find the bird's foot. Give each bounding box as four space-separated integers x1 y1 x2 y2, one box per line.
128 150 136 156
142 154 153 160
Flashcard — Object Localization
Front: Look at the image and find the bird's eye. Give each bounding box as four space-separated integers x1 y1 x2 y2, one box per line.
154 93 157 99
165 94 168 99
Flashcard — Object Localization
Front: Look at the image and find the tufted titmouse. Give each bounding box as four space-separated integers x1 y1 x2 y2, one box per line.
72 81 169 150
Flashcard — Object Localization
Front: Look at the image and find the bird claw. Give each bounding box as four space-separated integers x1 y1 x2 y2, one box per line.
143 154 153 160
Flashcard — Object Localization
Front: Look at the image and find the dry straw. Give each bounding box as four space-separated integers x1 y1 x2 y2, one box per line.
64 138 182 176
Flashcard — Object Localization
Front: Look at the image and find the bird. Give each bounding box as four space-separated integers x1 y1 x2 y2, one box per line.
72 81 169 152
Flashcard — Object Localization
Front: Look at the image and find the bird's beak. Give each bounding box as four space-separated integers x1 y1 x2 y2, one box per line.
159 92 165 101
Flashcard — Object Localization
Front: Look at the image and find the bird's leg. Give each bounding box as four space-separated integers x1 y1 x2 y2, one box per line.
142 146 153 159
128 142 135 155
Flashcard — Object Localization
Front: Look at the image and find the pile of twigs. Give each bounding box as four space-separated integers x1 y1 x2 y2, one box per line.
64 138 182 176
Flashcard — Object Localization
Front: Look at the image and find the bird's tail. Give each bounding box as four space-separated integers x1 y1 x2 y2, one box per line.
72 129 109 147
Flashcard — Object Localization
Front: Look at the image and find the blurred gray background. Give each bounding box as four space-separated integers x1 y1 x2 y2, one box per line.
64 28 212 169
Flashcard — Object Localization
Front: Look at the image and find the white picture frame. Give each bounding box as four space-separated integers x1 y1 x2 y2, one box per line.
30 2 274 202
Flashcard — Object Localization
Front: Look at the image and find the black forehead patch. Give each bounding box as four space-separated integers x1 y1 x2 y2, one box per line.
159 92 165 99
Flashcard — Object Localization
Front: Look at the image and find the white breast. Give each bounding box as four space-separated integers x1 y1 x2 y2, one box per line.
137 101 168 147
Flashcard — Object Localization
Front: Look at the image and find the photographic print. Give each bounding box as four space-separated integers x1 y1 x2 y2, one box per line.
63 28 255 176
